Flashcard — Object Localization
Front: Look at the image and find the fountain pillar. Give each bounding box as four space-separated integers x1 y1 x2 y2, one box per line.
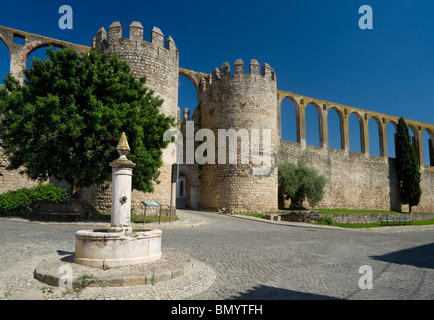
109 132 135 233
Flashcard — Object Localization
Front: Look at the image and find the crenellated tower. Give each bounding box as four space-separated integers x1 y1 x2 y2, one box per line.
91 21 179 212
92 21 179 118
196 59 279 212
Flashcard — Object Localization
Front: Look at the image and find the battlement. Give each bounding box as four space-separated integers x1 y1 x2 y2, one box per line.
91 21 178 56
211 59 275 80
200 59 276 92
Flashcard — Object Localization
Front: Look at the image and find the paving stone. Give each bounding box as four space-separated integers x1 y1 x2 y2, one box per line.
0 210 433 300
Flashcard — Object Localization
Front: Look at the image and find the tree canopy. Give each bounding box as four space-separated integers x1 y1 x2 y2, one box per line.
395 117 421 212
278 160 326 209
0 47 174 198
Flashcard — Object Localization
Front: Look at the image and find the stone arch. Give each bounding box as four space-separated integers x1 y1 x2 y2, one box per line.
406 123 421 163
178 73 199 121
0 26 90 83
25 42 67 59
348 111 364 153
277 95 300 143
179 68 205 101
422 128 434 166
0 34 11 53
408 123 418 135
327 106 345 150
305 101 322 147
388 119 398 129
0 35 10 83
386 120 398 158
179 68 200 100
367 115 383 157
24 43 66 69
177 165 200 209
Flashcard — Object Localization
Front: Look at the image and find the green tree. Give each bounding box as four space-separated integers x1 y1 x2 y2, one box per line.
278 160 326 209
0 47 174 198
395 117 421 212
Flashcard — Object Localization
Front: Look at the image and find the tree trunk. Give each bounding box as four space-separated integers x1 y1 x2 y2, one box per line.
289 197 305 210
70 178 80 200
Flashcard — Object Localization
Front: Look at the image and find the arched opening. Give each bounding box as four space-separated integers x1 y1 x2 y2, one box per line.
280 97 298 142
0 37 10 84
422 129 433 167
407 125 419 162
368 117 382 157
26 45 63 69
387 121 397 158
178 74 199 121
328 107 343 149
305 103 321 147
25 45 65 84
176 166 200 209
349 112 363 153
176 171 189 209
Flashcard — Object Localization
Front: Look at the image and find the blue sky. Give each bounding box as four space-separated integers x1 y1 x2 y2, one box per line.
0 0 433 164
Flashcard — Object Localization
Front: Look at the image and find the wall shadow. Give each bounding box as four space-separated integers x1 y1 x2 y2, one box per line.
229 285 342 300
370 243 434 269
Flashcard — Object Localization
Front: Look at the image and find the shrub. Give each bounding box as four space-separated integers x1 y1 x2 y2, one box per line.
0 183 68 215
322 216 334 225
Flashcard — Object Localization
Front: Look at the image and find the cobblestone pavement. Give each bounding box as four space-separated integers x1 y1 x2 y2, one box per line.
0 210 433 300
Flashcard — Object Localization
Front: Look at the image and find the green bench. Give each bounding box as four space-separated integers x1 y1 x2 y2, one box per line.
379 215 412 226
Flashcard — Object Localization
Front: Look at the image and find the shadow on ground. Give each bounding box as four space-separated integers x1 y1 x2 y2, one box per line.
230 285 342 300
370 243 434 269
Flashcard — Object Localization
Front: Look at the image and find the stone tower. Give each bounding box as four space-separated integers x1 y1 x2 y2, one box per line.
92 21 179 212
196 59 279 212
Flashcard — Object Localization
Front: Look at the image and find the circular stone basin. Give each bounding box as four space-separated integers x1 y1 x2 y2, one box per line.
74 228 162 268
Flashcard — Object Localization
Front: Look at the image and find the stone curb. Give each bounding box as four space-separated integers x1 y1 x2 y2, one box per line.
0 214 206 230
229 213 434 233
228 214 343 230
34 251 195 288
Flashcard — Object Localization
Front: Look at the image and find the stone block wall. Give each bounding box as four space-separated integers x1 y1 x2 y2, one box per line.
278 140 434 213
0 149 40 193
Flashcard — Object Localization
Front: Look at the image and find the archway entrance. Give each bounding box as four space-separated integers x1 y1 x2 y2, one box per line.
176 174 186 209
175 167 200 209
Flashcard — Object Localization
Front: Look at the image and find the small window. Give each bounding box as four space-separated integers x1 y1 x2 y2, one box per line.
13 34 25 46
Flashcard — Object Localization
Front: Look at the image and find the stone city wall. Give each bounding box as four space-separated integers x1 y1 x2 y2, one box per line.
278 140 434 213
0 150 40 193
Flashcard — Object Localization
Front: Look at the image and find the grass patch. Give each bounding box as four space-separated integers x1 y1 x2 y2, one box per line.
244 210 434 229
281 208 431 214
316 218 434 229
280 208 400 214
97 212 178 224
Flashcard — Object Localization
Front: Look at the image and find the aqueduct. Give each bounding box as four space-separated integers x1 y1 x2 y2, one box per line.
0 26 90 83
1 24 433 213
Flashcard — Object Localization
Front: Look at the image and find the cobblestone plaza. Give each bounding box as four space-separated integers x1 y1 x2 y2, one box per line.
1 210 433 300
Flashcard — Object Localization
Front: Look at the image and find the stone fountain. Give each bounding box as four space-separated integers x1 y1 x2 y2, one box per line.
73 133 162 268
34 133 200 290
